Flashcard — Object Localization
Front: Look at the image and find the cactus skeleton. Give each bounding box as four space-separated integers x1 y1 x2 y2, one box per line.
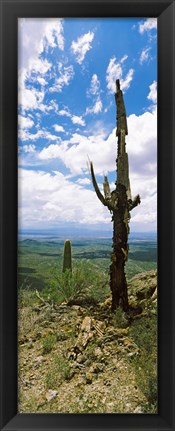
90 79 141 311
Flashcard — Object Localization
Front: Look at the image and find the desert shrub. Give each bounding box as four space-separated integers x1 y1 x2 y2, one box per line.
111 307 128 328
45 355 71 389
129 315 157 412
49 260 109 304
18 281 37 307
42 334 57 354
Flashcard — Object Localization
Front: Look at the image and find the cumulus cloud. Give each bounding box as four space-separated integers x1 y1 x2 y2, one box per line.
18 115 34 129
38 108 157 178
18 19 65 113
147 81 157 104
139 18 157 34
18 18 64 70
58 108 85 126
86 74 102 115
76 177 91 185
53 124 65 133
50 63 74 92
19 128 61 142
37 77 47 86
71 115 85 126
88 74 100 96
18 168 110 229
106 56 134 93
18 86 45 112
139 47 151 64
23 144 36 153
85 97 103 115
71 31 94 64
58 109 71 117
37 106 157 229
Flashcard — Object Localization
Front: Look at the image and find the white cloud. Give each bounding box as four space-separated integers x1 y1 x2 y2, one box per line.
50 63 74 92
139 18 157 34
18 168 110 229
23 144 36 153
85 97 103 115
71 115 85 126
76 177 91 185
58 109 71 117
37 107 157 229
71 31 94 64
18 19 65 113
18 115 34 129
37 77 47 86
106 56 134 93
53 124 65 133
86 74 102 115
29 57 52 76
48 100 59 113
18 18 64 71
147 81 157 104
88 74 100 96
139 47 151 64
120 55 128 64
58 108 85 126
18 85 46 113
19 129 61 142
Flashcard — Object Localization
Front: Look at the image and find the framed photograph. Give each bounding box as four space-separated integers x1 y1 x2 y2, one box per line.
0 0 174 430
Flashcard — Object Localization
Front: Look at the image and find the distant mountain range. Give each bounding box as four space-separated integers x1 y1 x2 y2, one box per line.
19 228 157 241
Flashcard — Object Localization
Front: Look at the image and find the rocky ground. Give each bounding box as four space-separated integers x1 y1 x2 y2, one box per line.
18 270 157 414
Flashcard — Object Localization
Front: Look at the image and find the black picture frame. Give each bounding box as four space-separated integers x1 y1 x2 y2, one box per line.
0 0 175 430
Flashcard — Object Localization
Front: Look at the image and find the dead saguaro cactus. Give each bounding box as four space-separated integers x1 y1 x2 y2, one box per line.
62 240 72 273
90 79 141 311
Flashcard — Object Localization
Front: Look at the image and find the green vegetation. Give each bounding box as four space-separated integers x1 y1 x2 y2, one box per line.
129 303 157 412
50 260 109 304
18 237 157 294
18 236 157 414
42 334 57 354
45 355 72 389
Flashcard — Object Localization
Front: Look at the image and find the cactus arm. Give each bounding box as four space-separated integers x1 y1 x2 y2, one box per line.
128 194 141 211
90 161 108 207
103 175 111 200
90 162 115 212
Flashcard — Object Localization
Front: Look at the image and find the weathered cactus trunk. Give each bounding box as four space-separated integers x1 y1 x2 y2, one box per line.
62 240 72 273
110 184 129 311
90 79 141 311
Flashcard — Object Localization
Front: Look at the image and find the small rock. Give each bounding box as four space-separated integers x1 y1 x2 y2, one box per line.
76 354 85 363
34 356 44 364
133 405 143 413
104 379 111 386
71 305 81 311
125 402 132 411
76 377 84 387
128 351 138 358
27 339 33 349
94 347 103 358
112 358 118 366
106 402 115 411
46 389 58 402
84 359 91 367
89 363 104 374
85 372 93 384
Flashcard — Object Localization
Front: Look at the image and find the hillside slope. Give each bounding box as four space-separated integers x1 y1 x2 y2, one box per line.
18 269 157 413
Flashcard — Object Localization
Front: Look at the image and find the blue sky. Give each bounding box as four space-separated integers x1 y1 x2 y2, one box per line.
18 17 157 234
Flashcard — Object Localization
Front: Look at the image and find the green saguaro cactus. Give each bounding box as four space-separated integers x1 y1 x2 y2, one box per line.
62 240 72 273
